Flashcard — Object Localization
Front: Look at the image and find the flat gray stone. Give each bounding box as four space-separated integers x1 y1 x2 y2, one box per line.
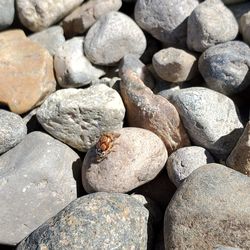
0 131 81 245
0 0 14 30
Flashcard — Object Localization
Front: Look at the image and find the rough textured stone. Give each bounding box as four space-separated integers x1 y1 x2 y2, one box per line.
36 85 125 152
169 87 243 160
198 41 250 95
16 0 84 32
0 110 27 154
62 0 122 38
164 163 250 249
29 26 65 56
120 69 190 154
17 192 150 250
0 0 14 30
152 48 198 83
82 127 168 193
240 11 250 45
134 0 199 47
167 146 215 187
54 37 105 88
0 30 56 114
0 132 81 245
84 11 146 65
187 0 238 52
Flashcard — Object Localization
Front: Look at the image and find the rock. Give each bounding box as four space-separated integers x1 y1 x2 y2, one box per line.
84 11 146 65
120 69 190 154
82 127 168 193
16 0 84 32
164 163 250 249
29 26 65 56
54 37 105 88
167 146 215 187
198 41 250 95
17 192 150 250
169 87 243 160
0 0 14 30
229 2 250 22
36 85 125 152
0 131 81 245
240 11 250 45
152 48 198 83
223 0 246 4
62 0 122 38
0 110 27 154
0 30 56 114
214 246 242 250
134 0 199 47
187 0 238 52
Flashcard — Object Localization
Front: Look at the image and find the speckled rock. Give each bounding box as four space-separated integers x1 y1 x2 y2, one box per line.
240 11 250 45
54 37 105 88
120 69 190 154
198 41 250 95
82 127 168 193
164 163 250 249
84 11 146 65
0 132 80 245
17 192 150 250
0 0 14 30
187 0 238 52
169 87 243 160
62 0 122 38
36 85 125 152
167 146 215 187
0 110 27 154
134 0 199 47
16 0 84 32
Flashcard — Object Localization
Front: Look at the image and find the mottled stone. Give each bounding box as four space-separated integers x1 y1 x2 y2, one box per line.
164 163 250 249
0 0 14 30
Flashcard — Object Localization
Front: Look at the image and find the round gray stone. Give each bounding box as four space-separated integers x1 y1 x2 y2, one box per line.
240 11 250 45
0 0 14 30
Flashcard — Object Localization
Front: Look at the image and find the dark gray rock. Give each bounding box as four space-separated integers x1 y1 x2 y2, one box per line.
0 0 14 30
229 2 250 22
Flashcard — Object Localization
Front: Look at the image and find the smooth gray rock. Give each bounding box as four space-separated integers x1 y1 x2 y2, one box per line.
17 192 150 250
84 11 146 65
0 132 80 245
198 41 250 95
223 0 246 4
240 11 250 45
0 0 14 30
214 246 242 250
170 87 243 160
164 163 250 249
36 85 125 152
229 2 250 22
0 110 27 154
54 37 105 88
134 0 199 47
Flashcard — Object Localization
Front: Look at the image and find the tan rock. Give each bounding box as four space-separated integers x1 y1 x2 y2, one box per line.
0 30 56 114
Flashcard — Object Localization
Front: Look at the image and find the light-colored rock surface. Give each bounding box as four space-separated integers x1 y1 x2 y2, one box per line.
0 132 81 245
240 11 250 45
36 85 125 152
0 0 14 30
0 30 56 114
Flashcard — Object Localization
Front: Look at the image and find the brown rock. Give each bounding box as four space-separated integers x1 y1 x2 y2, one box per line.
0 30 56 114
120 69 190 153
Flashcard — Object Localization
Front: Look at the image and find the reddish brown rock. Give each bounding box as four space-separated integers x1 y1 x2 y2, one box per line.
0 30 56 114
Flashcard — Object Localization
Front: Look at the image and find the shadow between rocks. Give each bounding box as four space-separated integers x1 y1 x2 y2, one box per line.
72 158 86 198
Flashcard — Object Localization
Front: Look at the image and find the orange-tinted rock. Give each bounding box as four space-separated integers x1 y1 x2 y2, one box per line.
0 30 56 114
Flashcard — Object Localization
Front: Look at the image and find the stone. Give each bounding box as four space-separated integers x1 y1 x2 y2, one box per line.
198 41 250 95
17 192 150 250
120 69 190 154
0 131 81 245
167 146 215 187
84 11 146 65
62 0 122 38
229 2 250 22
152 48 198 83
29 26 65 56
187 0 238 52
134 0 199 47
223 0 246 4
240 11 250 45
164 163 250 249
0 110 27 154
0 30 56 114
36 85 125 152
0 0 14 30
214 246 242 250
54 37 105 88
82 127 168 193
169 87 243 160
16 0 84 32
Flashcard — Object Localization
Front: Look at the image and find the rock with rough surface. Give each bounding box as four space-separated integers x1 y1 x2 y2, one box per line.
0 0 14 30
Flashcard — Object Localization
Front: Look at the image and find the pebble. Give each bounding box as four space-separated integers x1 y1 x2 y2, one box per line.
0 0 14 30
84 11 146 65
0 110 27 154
0 131 81 245
36 85 125 152
54 37 105 88
240 11 250 45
